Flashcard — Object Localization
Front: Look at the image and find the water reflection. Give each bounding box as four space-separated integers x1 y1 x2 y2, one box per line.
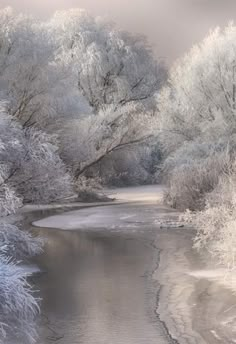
31 204 170 344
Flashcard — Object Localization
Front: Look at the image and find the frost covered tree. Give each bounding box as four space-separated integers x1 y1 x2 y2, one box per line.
49 8 166 113
0 8 52 127
60 103 158 178
0 7 88 131
47 9 166 177
159 24 236 210
0 7 165 181
0 105 72 205
157 23 236 275
159 24 236 154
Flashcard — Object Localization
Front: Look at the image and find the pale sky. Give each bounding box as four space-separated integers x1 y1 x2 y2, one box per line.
1 0 236 64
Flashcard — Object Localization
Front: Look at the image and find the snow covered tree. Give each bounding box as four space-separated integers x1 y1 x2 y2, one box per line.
159 24 236 210
13 129 73 203
0 8 51 127
156 23 236 276
159 24 236 155
46 9 166 177
49 8 166 113
60 103 158 178
0 7 88 132
0 104 72 205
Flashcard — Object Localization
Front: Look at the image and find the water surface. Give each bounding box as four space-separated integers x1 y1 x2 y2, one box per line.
31 202 173 344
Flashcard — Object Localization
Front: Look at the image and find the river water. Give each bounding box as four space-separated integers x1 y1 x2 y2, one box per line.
25 186 236 344
29 196 175 344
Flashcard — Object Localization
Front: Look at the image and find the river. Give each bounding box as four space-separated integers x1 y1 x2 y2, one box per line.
25 186 236 344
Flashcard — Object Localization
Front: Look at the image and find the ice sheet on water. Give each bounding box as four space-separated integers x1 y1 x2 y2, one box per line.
33 186 165 231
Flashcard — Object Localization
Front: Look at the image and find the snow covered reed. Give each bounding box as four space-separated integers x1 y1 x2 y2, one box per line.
0 253 40 344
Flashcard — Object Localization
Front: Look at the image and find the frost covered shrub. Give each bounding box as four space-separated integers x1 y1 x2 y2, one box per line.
183 164 236 270
0 107 72 205
162 142 223 179
75 176 102 192
0 254 39 344
0 223 42 261
75 177 111 202
159 25 236 155
0 223 42 343
0 222 42 344
0 220 41 344
0 186 23 216
163 142 232 210
14 129 73 204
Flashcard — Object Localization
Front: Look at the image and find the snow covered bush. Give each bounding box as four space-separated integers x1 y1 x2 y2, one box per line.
0 202 42 344
183 162 236 270
75 176 111 202
163 141 232 210
14 129 73 203
0 223 42 261
0 186 22 217
0 105 72 204
0 175 43 344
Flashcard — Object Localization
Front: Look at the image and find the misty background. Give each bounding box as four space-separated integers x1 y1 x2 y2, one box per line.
2 0 236 63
